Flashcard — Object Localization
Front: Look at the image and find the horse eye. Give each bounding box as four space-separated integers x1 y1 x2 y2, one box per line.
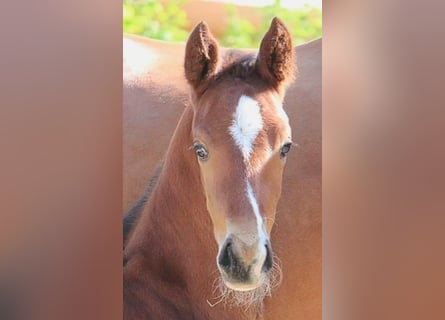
193 144 209 161
280 142 292 158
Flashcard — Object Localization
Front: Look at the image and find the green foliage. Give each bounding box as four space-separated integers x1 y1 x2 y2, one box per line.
123 0 322 47
221 3 322 48
123 0 189 42
264 3 322 46
220 5 258 48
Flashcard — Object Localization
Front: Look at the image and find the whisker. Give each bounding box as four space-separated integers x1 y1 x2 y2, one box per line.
207 295 225 307
206 254 283 317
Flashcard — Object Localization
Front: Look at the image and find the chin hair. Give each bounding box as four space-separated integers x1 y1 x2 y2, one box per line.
207 255 282 316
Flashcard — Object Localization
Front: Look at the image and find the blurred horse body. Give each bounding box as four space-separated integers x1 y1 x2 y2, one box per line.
123 26 321 319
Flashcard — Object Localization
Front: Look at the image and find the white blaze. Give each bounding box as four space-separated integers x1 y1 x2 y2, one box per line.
229 95 264 161
247 182 267 245
228 95 267 250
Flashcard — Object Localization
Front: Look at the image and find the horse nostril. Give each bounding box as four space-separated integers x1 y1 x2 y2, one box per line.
218 241 232 269
262 244 273 272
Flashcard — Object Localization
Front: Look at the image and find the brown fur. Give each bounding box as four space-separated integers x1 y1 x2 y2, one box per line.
184 21 220 93
123 19 321 320
256 18 295 91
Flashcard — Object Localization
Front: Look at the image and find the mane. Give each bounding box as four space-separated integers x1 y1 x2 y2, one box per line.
216 48 295 91
123 162 163 250
219 50 257 80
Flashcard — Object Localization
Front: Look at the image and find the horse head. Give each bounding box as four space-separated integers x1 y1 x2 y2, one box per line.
184 18 295 292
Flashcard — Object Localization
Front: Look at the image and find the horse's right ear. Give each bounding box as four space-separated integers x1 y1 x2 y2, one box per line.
184 21 220 90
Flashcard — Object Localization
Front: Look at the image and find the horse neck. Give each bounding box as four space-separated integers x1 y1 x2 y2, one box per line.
125 105 216 293
124 106 263 320
146 106 215 256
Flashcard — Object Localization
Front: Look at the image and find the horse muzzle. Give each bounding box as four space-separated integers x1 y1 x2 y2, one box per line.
217 235 273 291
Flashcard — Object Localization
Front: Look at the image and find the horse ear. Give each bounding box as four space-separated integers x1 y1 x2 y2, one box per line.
256 17 295 88
184 21 220 90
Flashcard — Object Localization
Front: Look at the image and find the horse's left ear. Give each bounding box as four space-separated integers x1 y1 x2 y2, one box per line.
184 21 220 91
256 17 295 89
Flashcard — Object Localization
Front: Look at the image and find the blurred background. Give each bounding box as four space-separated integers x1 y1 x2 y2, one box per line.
123 0 322 48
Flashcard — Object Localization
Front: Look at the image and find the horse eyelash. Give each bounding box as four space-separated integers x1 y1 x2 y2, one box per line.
189 141 201 150
291 141 299 148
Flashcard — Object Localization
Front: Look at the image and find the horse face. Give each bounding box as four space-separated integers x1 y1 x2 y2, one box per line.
184 19 294 291
192 89 292 291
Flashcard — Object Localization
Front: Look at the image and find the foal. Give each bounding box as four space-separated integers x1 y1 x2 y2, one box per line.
124 18 295 320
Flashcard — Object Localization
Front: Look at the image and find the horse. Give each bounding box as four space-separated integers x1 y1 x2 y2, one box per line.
123 18 321 320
